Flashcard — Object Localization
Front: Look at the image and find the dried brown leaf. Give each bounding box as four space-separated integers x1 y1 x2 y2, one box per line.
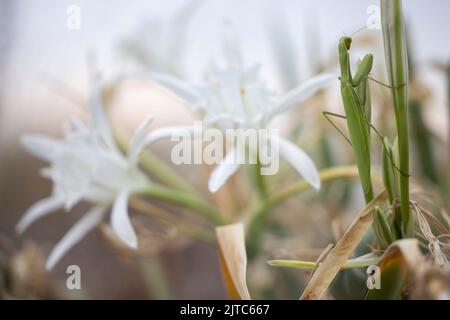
300 191 387 300
216 223 251 300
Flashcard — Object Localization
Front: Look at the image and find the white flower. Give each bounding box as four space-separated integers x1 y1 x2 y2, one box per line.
17 82 153 270
147 46 336 193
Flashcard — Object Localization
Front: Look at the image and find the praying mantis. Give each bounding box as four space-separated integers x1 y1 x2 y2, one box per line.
324 36 408 205
324 35 410 244
325 36 375 204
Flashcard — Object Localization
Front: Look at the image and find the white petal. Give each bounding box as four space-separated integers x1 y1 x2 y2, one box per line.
208 147 243 193
128 116 154 164
46 206 106 270
269 73 337 119
144 126 196 145
16 196 64 234
111 189 137 248
147 72 200 105
90 79 116 149
21 134 62 162
277 137 320 190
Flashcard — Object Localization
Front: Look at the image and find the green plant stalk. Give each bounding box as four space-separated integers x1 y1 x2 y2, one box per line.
372 206 394 249
245 159 269 259
140 184 225 225
382 137 399 204
270 165 366 208
250 159 269 199
140 256 172 299
140 150 195 194
114 132 224 230
246 166 363 257
381 0 411 235
115 132 195 194
268 253 380 270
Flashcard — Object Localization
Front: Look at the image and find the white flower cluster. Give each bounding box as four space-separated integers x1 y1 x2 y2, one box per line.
147 43 335 192
17 82 153 270
17 21 336 271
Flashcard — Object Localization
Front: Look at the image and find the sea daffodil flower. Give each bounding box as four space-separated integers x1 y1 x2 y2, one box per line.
147 46 335 193
17 82 153 270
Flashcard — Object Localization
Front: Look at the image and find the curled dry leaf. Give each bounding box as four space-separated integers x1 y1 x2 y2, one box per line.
216 223 251 300
365 239 424 300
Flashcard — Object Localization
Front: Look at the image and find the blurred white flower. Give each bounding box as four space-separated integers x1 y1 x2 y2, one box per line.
147 37 336 193
17 83 153 270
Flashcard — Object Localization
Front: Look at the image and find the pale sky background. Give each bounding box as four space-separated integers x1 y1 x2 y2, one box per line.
1 0 450 140
3 0 450 76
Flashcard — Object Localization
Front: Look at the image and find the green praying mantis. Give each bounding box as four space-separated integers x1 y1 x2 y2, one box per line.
323 36 375 204
323 35 410 244
339 36 374 204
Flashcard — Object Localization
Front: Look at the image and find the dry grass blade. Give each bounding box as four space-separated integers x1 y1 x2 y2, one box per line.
411 202 450 266
216 223 251 300
300 191 387 300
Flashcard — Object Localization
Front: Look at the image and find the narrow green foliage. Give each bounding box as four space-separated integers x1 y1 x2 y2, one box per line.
381 0 411 235
338 37 374 203
382 137 399 204
373 206 393 249
141 184 225 225
268 253 379 270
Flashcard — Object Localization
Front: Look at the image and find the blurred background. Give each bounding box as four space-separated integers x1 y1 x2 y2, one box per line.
1 0 450 299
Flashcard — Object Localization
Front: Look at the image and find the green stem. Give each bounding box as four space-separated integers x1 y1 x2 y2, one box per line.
246 165 362 258
269 165 362 208
140 184 225 226
140 150 195 194
115 132 195 194
268 253 380 270
140 256 172 299
398 112 410 234
381 0 411 235
245 160 269 259
252 160 268 199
